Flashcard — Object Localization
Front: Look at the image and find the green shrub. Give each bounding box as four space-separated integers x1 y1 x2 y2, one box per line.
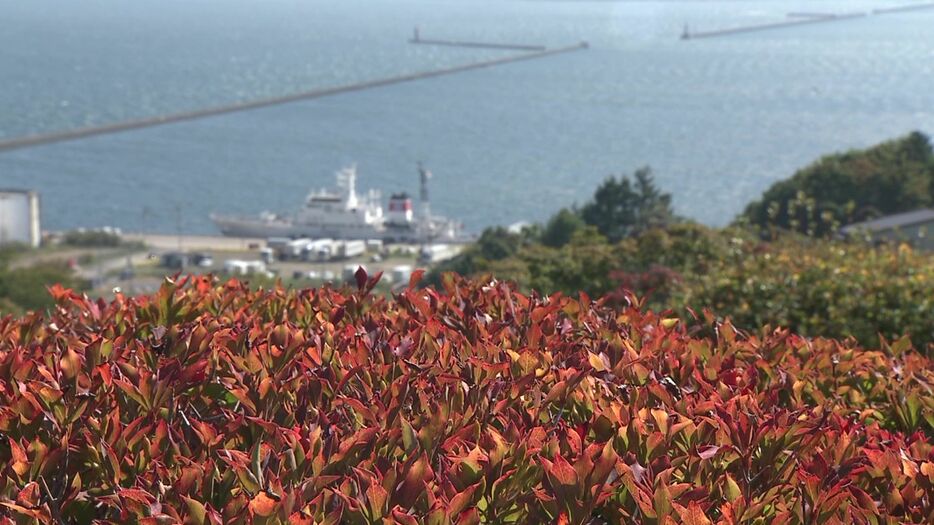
0 262 85 314
675 236 934 350
61 229 123 247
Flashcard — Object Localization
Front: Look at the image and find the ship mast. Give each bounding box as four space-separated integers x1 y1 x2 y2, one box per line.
338 164 359 210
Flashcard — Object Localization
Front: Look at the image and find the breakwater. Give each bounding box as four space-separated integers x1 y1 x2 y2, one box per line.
408 28 546 51
0 42 588 153
410 38 546 52
873 2 934 14
683 2 934 41
786 13 836 20
682 12 866 40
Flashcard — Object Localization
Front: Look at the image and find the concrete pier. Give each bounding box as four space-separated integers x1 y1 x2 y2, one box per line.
0 42 588 153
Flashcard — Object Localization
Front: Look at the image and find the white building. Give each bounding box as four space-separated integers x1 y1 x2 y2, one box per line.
0 189 41 248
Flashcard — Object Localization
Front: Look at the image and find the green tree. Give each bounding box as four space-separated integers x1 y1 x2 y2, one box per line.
475 227 523 260
742 132 934 236
580 167 675 242
541 207 585 247
427 226 534 286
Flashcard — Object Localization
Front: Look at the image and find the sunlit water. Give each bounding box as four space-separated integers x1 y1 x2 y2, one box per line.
1 0 933 233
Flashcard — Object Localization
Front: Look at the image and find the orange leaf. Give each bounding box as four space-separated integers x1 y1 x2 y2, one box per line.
678 501 712 525
60 347 81 381
288 510 314 525
16 482 40 508
542 454 579 503
249 492 279 517
10 439 29 477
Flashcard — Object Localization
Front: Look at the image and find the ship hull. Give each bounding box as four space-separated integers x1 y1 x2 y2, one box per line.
212 214 465 243
211 214 389 240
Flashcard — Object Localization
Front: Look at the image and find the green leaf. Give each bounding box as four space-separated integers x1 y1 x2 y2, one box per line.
654 483 672 519
724 474 742 502
202 383 239 406
401 417 418 454
890 335 912 357
251 441 265 489
183 496 207 525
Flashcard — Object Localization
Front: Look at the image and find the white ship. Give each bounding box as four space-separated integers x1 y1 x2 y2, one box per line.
210 164 464 243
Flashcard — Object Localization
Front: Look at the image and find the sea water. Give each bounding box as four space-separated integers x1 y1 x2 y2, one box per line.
1 0 932 233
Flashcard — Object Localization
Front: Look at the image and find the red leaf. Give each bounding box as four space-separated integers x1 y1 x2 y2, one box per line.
397 453 433 509
542 454 579 501
455 508 481 525
119 488 155 504
448 482 480 517
409 269 425 289
391 508 419 525
354 266 368 290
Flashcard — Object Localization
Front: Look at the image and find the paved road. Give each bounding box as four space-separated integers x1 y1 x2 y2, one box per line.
120 233 264 252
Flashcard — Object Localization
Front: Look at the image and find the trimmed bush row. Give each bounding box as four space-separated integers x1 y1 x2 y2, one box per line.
0 273 932 523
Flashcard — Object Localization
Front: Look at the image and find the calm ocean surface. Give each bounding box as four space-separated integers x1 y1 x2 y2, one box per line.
1 0 933 234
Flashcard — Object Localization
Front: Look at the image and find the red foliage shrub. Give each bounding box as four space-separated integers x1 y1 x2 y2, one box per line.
607 264 682 305
0 273 932 524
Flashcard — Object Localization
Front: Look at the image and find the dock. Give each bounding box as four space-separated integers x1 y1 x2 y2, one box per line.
0 42 588 153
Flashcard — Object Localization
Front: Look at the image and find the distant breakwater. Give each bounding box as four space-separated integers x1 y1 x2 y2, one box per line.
0 42 587 153
410 38 546 52
682 2 934 41
873 2 934 14
786 13 837 20
682 12 866 40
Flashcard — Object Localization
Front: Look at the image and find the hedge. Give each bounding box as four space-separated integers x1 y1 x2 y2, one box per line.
0 273 932 523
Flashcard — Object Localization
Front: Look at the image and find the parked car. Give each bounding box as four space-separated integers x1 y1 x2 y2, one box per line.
192 253 213 267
